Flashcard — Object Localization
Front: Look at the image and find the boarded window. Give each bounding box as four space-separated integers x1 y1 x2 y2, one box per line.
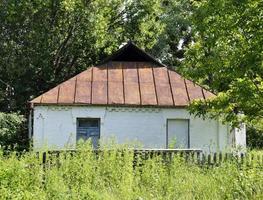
167 119 189 148
77 118 100 148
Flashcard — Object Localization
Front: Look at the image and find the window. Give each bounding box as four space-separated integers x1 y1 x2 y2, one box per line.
77 118 100 148
167 119 189 148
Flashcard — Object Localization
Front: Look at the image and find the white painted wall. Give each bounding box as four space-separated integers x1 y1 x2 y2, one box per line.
233 123 246 149
32 105 243 153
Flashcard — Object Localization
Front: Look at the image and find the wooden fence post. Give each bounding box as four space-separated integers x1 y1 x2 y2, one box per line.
197 152 201 165
213 153 217 164
219 152 222 163
208 154 212 165
42 152 46 165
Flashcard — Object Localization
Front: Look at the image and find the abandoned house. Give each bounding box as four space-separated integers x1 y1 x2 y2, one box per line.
29 42 246 152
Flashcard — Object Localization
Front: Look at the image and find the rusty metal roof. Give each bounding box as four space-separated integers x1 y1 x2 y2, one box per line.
30 61 215 107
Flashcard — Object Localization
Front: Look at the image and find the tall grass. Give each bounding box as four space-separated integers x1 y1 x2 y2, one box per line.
0 143 262 200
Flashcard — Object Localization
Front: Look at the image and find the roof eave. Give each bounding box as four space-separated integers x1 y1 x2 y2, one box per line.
30 103 189 109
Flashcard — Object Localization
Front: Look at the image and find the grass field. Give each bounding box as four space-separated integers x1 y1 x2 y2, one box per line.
0 144 262 200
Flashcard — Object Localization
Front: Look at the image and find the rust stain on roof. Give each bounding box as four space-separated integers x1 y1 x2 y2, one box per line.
108 62 124 104
123 62 141 105
168 70 189 106
138 63 157 105
203 89 215 100
58 77 76 104
185 79 204 101
153 67 173 106
41 87 59 104
30 61 215 107
74 69 92 104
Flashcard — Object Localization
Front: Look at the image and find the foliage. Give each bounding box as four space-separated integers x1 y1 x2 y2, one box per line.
0 112 26 150
152 0 193 67
0 143 262 199
0 0 165 112
182 0 263 126
168 137 177 149
247 123 263 149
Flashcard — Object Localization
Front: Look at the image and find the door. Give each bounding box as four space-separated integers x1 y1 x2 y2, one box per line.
77 118 100 148
167 119 189 148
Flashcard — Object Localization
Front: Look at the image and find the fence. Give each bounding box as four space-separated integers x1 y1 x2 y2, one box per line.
40 149 263 168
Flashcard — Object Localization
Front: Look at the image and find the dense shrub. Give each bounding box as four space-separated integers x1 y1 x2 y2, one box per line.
0 112 26 150
247 125 263 149
0 143 262 200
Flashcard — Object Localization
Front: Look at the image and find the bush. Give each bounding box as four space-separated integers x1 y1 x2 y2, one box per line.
0 143 262 199
247 125 263 149
0 112 26 150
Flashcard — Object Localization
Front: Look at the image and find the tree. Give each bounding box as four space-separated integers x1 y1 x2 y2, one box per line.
0 0 164 112
151 0 193 67
182 0 263 127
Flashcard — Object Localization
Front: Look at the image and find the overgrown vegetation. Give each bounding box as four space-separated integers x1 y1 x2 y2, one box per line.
0 143 262 200
0 112 26 150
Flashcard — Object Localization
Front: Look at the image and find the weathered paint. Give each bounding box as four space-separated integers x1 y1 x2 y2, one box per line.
32 106 245 153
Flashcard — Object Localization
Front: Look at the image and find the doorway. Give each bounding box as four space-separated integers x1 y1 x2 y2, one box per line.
167 119 189 148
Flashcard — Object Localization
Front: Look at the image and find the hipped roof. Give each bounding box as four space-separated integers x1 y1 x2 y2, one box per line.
30 42 215 107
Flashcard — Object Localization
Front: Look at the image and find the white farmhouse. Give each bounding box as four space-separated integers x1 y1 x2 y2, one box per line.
29 42 246 152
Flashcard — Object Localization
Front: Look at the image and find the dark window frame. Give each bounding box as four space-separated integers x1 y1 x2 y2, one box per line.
76 118 101 141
